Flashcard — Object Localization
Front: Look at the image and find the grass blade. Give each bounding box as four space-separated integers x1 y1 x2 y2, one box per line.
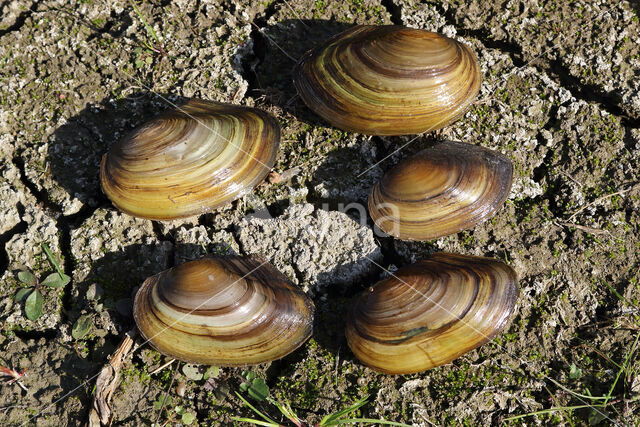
504 405 596 421
230 417 278 427
129 0 161 44
268 398 301 425
42 243 65 277
328 418 412 426
321 395 369 425
546 377 608 401
235 392 278 425
604 331 640 406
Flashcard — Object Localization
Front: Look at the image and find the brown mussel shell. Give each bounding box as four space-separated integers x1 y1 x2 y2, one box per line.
293 25 481 135
133 255 314 366
345 253 518 374
100 99 280 220
368 141 513 240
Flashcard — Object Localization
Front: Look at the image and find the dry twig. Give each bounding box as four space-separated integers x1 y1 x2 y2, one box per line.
555 221 609 235
87 329 136 427
566 183 640 222
155 361 180 426
149 359 175 375
1 403 28 414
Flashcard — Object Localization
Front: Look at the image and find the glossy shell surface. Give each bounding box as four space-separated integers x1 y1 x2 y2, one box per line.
293 25 481 135
100 99 280 220
133 255 314 366
345 253 518 374
368 141 513 240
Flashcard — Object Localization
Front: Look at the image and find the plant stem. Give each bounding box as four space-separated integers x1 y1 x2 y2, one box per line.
42 243 64 277
604 331 640 406
129 0 162 45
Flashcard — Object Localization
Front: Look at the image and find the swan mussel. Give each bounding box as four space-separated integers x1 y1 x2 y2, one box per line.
346 253 518 374
368 141 513 240
133 255 314 366
100 99 280 220
293 25 481 135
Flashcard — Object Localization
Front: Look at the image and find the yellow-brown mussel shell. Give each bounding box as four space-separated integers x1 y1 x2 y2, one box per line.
133 255 314 366
100 99 280 220
345 253 518 374
293 25 481 135
368 141 513 240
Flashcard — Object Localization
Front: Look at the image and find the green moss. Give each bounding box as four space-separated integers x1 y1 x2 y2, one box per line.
272 338 350 413
314 0 327 17
121 363 152 389
460 231 475 247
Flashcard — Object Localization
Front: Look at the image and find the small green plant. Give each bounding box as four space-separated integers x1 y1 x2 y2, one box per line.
133 46 154 68
182 363 219 381
240 370 270 401
71 315 92 340
152 394 172 411
505 332 640 424
151 394 196 425
128 0 167 62
233 392 412 426
0 365 28 392
568 363 582 380
14 243 70 320
174 406 196 425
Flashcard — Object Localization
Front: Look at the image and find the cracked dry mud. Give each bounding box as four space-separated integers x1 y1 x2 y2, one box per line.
1 0 640 425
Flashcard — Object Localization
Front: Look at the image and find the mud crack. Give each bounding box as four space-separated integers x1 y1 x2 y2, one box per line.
13 154 62 217
12 328 58 341
547 59 640 127
531 104 560 187
0 205 27 277
14 151 99 318
241 0 285 97
58 204 97 317
433 2 639 126
150 221 177 269
381 0 403 25
433 2 526 67
83 7 134 42
0 5 36 38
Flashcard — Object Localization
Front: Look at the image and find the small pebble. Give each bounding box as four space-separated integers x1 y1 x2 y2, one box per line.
176 380 187 397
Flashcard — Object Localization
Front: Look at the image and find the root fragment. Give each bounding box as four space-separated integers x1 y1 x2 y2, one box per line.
87 329 136 427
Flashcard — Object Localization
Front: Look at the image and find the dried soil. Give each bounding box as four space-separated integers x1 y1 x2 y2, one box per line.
1 0 639 425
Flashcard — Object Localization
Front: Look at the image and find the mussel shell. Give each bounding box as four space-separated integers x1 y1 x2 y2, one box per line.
133 255 314 366
368 141 513 240
293 25 481 135
100 99 280 220
345 253 518 374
